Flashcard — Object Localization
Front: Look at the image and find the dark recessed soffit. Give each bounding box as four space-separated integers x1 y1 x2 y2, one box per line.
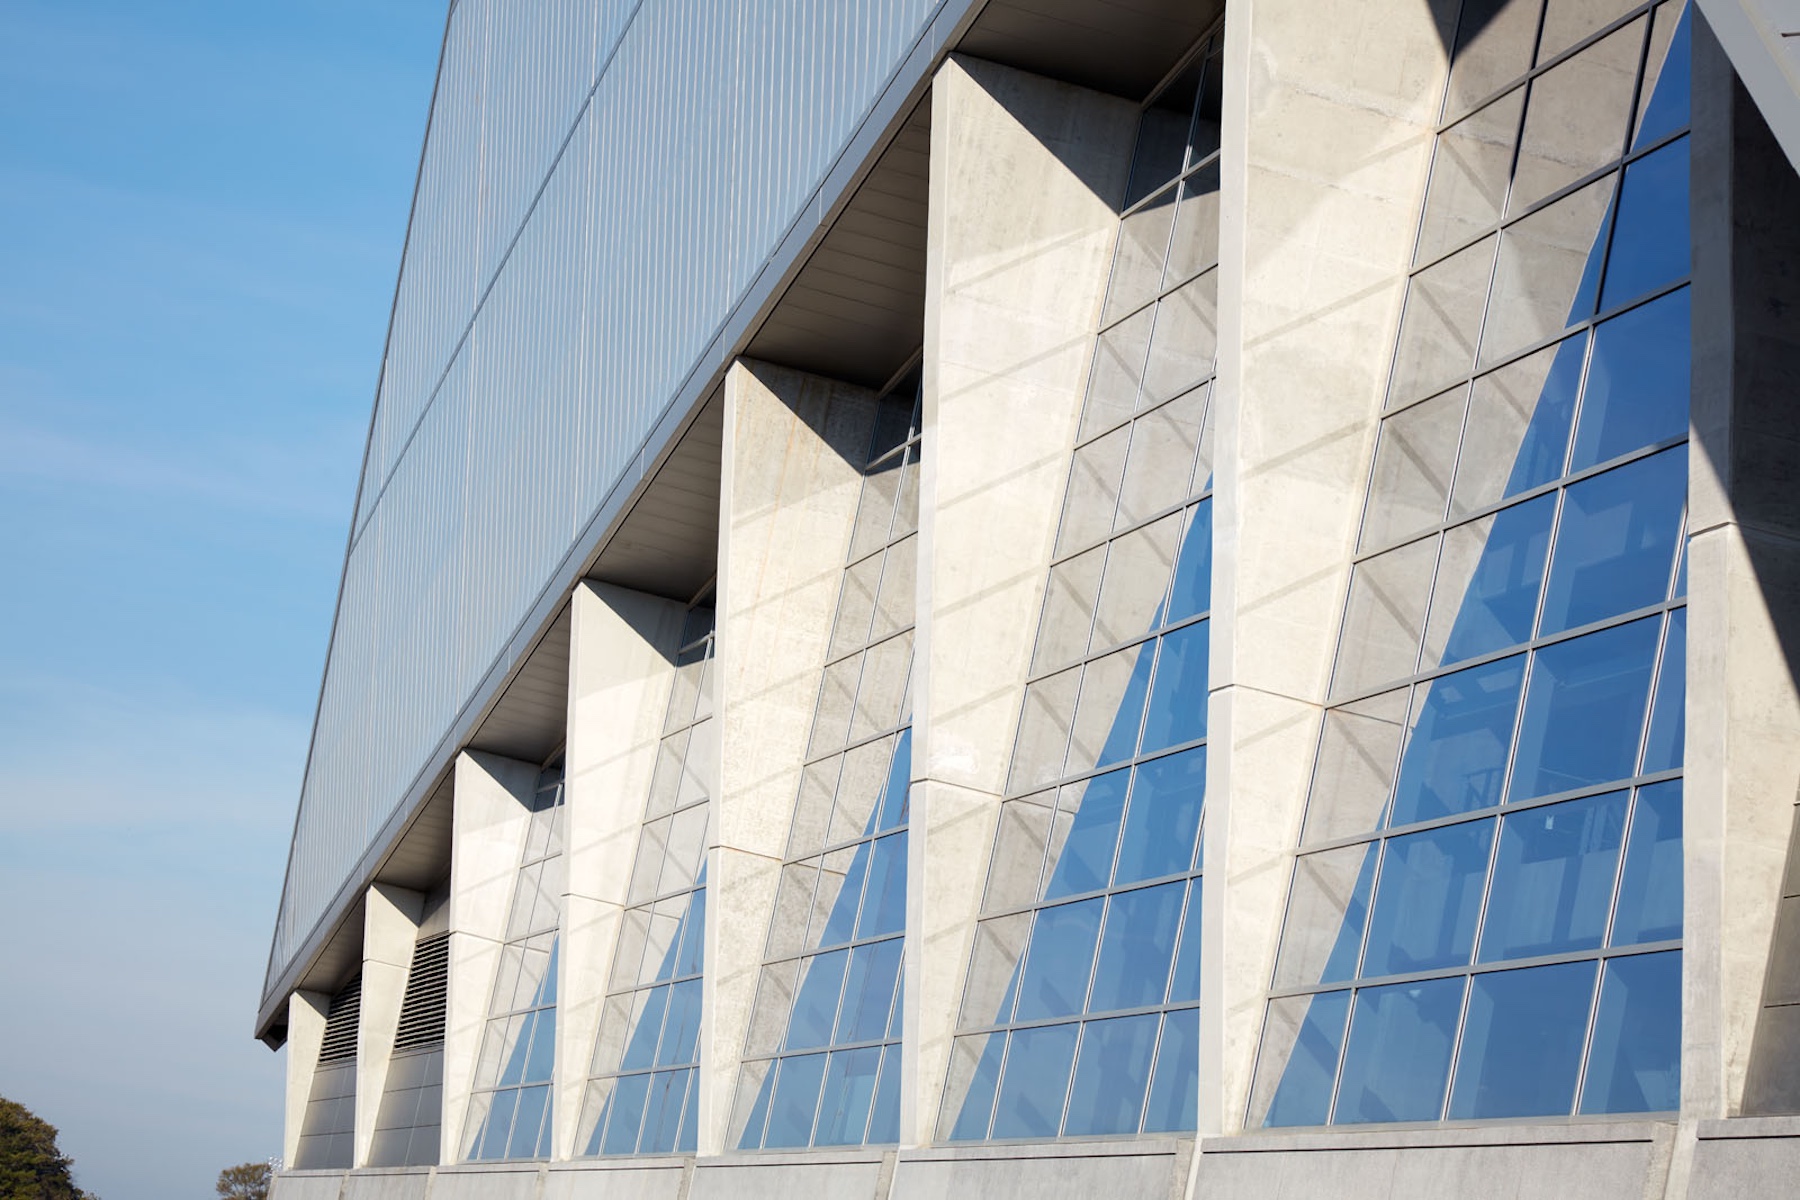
959 0 1227 101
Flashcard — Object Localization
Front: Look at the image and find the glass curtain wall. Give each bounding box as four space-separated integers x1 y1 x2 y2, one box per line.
463 765 567 1158
578 609 716 1155
729 371 923 1151
1252 0 1691 1127
937 30 1223 1143
293 974 361 1169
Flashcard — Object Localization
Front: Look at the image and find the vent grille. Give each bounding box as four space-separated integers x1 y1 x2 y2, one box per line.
394 932 450 1052
318 975 362 1063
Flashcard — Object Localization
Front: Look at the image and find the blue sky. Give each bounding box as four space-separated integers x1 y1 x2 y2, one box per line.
0 3 442 1196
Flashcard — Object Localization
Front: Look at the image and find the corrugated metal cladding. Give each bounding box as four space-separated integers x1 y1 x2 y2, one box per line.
268 0 945 994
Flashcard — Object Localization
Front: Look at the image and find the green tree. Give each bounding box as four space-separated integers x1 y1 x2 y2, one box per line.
0 1096 94 1200
215 1162 270 1200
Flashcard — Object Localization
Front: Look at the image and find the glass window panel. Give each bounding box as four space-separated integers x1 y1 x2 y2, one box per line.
524 1007 557 1083
1143 1007 1201 1132
893 449 921 540
639 1070 687 1153
662 806 707 895
1510 19 1642 214
1458 335 1584 514
507 1085 549 1159
1035 546 1105 674
1449 960 1596 1118
985 792 1057 913
1089 881 1186 1012
1166 162 1221 285
1119 394 1205 532
1480 790 1627 961
1276 843 1378 988
656 978 702 1067
1257 990 1352 1127
832 736 895 847
1093 512 1183 649
815 1047 882 1146
1425 495 1555 669
1363 819 1495 974
621 988 668 1073
1443 0 1542 122
731 1061 773 1150
813 844 867 948
679 718 715 809
868 396 914 467
838 938 903 1043
1010 667 1080 792
1363 388 1466 551
1571 291 1690 470
767 862 820 961
1612 779 1683 944
876 727 912 831
943 1033 1005 1141
1044 770 1130 900
1070 643 1152 774
1057 425 1129 558
848 460 902 563
1539 0 1639 59
787 760 841 862
1142 620 1209 752
1511 617 1659 799
1303 688 1410 843
870 546 917 645
1600 140 1689 308
647 733 687 817
1166 499 1212 623
676 887 707 977
1418 88 1525 265
1580 950 1682 1112
1116 746 1206 884
810 655 861 758
1129 54 1202 204
991 1023 1080 1139
1168 880 1203 1003
1389 655 1525 826
1482 172 1618 367
1064 1014 1161 1136
1142 270 1218 404
1334 536 1439 699
1540 450 1685 634
857 835 907 939
960 912 1031 1027
500 1012 538 1086
1634 1 1691 149
1335 976 1466 1123
832 553 883 658
1082 306 1156 440
1015 897 1105 1021
763 1053 829 1148
1190 382 1218 491
746 960 801 1058
1640 608 1686 773
787 950 850 1051
478 1087 519 1159
1390 235 1495 405
1105 185 1178 325
868 1044 901 1143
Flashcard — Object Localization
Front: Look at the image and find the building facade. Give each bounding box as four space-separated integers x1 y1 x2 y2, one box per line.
262 0 1800 1196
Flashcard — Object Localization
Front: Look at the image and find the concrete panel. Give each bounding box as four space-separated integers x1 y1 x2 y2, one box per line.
689 1154 889 1200
914 52 1134 1146
271 1173 347 1200
558 580 688 1156
895 1142 1183 1200
544 1160 688 1200
287 991 333 1168
358 885 426 1167
1204 0 1453 1138
708 358 881 1152
1689 1118 1800 1200
341 1170 433 1200
429 1164 542 1200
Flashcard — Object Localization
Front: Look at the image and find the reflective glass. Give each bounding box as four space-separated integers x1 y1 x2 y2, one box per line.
1640 609 1686 773
1389 656 1525 826
1480 791 1626 961
1143 620 1208 751
786 951 848 1050
1634 2 1692 149
991 1023 1079 1139
815 1047 880 1146
1540 450 1685 634
657 979 701 1066
1093 646 1154 768
1509 20 1640 215
1334 977 1465 1123
1581 950 1681 1112
1433 495 1556 666
763 1053 828 1147
1044 770 1129 900
640 1073 684 1153
1496 334 1585 500
1089 882 1184 1012
1065 1014 1160 1135
1600 140 1689 308
1391 236 1495 404
1262 990 1351 1127
838 939 902 1043
1483 173 1617 367
868 1046 901 1143
1612 780 1683 944
1364 388 1464 550
1277 843 1376 987
1166 501 1212 622
1417 88 1525 265
1443 0 1540 120
1115 747 1205 884
1510 617 1659 800
601 1074 648 1155
858 835 907 937
1015 898 1104 1021
1362 820 1494 974
1168 881 1203 1003
947 1034 1004 1141
1449 960 1595 1118
1570 293 1690 471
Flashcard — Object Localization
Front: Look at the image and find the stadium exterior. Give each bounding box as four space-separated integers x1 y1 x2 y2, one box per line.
261 0 1800 1195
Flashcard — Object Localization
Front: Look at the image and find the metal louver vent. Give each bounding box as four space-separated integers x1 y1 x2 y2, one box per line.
394 932 450 1052
318 975 362 1063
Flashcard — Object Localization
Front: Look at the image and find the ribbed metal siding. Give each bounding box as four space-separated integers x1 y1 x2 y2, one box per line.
270 0 943 992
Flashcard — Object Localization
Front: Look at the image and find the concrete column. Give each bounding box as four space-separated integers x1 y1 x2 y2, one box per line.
443 749 542 1162
356 883 426 1166
706 358 878 1153
1202 0 1449 1140
910 54 1134 1147
1687 14 1800 1121
284 989 332 1168
557 580 688 1157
